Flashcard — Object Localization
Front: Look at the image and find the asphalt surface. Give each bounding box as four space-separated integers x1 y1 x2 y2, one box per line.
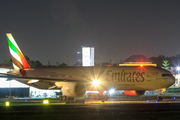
1 98 180 120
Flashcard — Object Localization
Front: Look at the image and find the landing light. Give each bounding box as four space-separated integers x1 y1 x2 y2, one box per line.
92 79 100 87
140 64 143 67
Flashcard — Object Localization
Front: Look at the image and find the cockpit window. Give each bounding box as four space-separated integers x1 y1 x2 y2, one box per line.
162 74 172 77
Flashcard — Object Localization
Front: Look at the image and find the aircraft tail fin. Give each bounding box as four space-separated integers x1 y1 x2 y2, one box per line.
6 33 30 71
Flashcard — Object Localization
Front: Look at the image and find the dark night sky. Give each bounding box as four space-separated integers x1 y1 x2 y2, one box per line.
1 0 180 65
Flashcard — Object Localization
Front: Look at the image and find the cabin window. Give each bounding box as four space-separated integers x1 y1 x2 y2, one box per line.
162 74 172 77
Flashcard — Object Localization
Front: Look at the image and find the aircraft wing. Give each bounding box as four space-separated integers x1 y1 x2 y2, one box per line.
0 73 92 83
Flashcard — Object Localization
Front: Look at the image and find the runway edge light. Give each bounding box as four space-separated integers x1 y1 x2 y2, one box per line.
5 101 10 106
43 100 49 104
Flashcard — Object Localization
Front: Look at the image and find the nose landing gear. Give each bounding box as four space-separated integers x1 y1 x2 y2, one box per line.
157 95 163 101
157 89 165 101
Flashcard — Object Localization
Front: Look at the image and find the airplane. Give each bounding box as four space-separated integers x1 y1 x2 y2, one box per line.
0 33 175 101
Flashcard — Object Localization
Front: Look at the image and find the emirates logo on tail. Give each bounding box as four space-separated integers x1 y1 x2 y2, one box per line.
6 33 30 70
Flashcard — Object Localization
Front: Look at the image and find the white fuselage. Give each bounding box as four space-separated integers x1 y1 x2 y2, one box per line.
15 66 175 91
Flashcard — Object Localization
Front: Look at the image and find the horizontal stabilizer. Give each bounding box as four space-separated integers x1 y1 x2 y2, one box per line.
6 78 14 81
48 86 56 89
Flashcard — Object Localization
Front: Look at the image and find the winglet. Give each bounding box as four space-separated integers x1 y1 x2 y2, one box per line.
6 33 30 70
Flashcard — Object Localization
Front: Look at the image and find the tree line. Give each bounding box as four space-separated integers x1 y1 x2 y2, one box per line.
149 54 180 67
3 55 68 68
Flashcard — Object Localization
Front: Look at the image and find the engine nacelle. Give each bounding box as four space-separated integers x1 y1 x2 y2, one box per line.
61 82 86 98
124 90 145 96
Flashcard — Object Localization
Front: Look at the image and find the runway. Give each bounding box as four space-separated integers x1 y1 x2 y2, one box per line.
1 98 180 120
0 97 180 104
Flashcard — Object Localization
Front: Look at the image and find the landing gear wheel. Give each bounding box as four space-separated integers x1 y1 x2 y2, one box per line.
98 95 103 100
59 96 63 101
157 96 163 101
66 97 70 101
62 96 66 101
104 95 108 100
93 95 98 100
70 97 74 101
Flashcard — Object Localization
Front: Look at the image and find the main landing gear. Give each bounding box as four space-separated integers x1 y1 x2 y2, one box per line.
93 94 108 101
59 96 85 103
157 96 163 101
93 91 108 102
59 96 74 101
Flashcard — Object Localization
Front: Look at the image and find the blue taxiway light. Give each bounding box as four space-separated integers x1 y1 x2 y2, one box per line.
156 101 158 103
174 97 176 100
146 100 149 102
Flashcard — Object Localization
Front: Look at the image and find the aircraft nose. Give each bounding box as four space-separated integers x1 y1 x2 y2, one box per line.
168 76 175 86
161 76 175 88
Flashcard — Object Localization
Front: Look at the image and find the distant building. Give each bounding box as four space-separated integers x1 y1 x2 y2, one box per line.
82 47 94 66
119 55 157 66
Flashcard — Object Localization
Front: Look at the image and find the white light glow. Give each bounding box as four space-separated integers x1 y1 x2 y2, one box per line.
5 101 9 106
92 79 100 87
176 75 180 79
82 47 94 66
109 89 115 94
27 80 39 84
177 67 180 70
43 100 49 104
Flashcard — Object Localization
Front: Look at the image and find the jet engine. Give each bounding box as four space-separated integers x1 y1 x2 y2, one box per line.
61 82 86 98
124 90 145 96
